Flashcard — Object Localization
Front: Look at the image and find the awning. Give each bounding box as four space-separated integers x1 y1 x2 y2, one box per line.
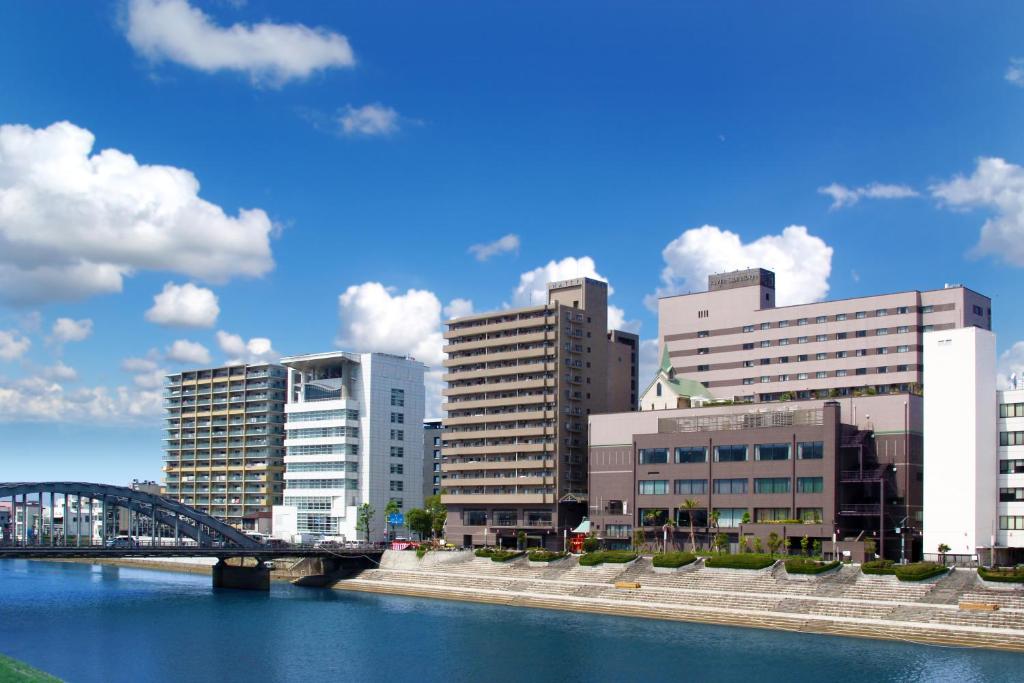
571 519 592 534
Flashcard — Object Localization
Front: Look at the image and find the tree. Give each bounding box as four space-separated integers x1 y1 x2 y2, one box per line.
682 499 699 551
800 535 809 557
937 543 951 566
864 538 877 558
357 503 375 544
754 536 763 554
709 509 720 529
740 511 751 525
713 532 729 554
384 499 401 542
405 508 432 540
812 539 822 558
767 532 781 557
632 528 646 553
425 494 447 539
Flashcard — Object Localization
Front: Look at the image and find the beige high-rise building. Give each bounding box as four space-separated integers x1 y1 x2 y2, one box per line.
163 363 287 527
441 277 637 548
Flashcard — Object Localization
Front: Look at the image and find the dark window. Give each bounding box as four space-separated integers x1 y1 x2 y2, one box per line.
464 510 487 526
797 477 823 493
639 508 669 526
639 480 669 495
754 478 790 494
675 507 707 527
1000 460 1024 474
675 446 708 463
715 445 748 462
1000 488 1024 503
1000 432 1024 447
798 442 824 460
755 443 790 461
638 448 669 464
674 479 708 495
714 478 748 494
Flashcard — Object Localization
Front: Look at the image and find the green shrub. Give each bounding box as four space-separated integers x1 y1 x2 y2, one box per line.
488 550 523 562
527 549 567 562
978 566 1024 583
785 558 840 575
861 559 896 575
704 553 775 570
416 547 428 559
652 552 697 569
582 535 599 553
578 550 637 566
474 548 494 558
894 562 947 582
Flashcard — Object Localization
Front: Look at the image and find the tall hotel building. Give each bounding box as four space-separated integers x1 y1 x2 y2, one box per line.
442 278 638 548
658 268 991 404
271 352 425 542
163 364 287 527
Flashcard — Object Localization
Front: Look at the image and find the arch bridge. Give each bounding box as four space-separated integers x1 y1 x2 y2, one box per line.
0 482 379 590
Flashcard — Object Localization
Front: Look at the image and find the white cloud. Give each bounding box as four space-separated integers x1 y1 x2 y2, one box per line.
121 356 160 374
931 157 1024 267
468 234 520 261
216 330 278 365
637 339 659 386
42 361 78 381
124 0 355 86
512 256 609 307
166 339 212 365
0 375 162 423
50 318 93 343
0 120 275 305
338 103 400 136
336 283 443 366
443 298 474 320
1007 59 1024 87
649 225 833 308
145 282 220 327
818 182 919 209
998 341 1024 390
608 305 641 334
0 330 31 360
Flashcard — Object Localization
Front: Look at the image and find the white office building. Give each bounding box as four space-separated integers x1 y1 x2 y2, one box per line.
998 386 1024 562
272 352 426 543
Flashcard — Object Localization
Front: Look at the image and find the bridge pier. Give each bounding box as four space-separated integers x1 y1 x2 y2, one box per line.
212 558 270 591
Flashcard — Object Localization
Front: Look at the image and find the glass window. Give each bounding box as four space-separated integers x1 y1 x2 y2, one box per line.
389 463 404 475
797 508 823 523
390 412 405 423
1000 432 1024 447
897 306 909 314
779 339 790 346
675 446 708 464
856 311 867 319
1000 516 1024 531
816 371 827 379
755 508 792 522
1000 403 1024 418
390 429 404 441
390 480 404 492
390 446 404 458
754 477 790 494
1000 460 1024 474
779 320 790 328
714 478 748 494
798 336 808 344
605 524 632 538
798 318 808 326
464 510 487 526
836 313 847 321
390 388 405 406
526 510 552 526
714 508 748 527
743 325 754 333
639 508 670 526
760 340 771 348
922 305 934 314
715 445 748 462
698 330 710 338
756 443 790 461
816 352 827 360
999 488 1024 502
837 332 848 340
675 507 707 527
743 343 754 350
799 442 824 459
674 479 708 495
761 322 771 330
816 335 828 342
816 316 827 324
797 477 823 493
639 480 669 495
836 369 848 377
638 448 669 464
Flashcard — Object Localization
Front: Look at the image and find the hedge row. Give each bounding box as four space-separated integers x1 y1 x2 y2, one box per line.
579 550 638 566
652 552 698 569
704 553 775 570
978 566 1024 583
861 560 948 581
861 560 896 575
527 549 567 562
474 548 524 562
784 558 840 575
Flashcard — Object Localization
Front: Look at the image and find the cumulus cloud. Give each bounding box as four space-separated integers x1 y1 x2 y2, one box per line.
121 356 160 374
42 361 78 381
338 103 400 136
468 234 520 261
0 375 162 423
336 283 443 366
0 120 275 305
166 339 212 365
818 182 919 209
512 256 610 307
648 225 833 308
608 305 641 334
637 339 659 386
145 282 220 327
931 157 1024 267
998 341 1024 390
124 0 355 86
443 298 475 320
1007 59 1024 88
50 318 93 343
0 330 31 360
216 330 278 365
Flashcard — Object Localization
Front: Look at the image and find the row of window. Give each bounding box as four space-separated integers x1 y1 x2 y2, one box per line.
1000 516 1024 530
1000 459 1024 474
286 426 359 439
287 409 360 423
284 479 358 490
728 347 916 370
733 307 924 334
391 388 405 407
1000 432 1024 447
1000 488 1024 502
1000 403 1024 419
390 480 404 492
638 442 824 465
638 506 823 526
286 444 358 456
741 366 911 384
390 412 404 424
716 329 922 354
462 510 553 526
286 461 358 473
638 477 823 496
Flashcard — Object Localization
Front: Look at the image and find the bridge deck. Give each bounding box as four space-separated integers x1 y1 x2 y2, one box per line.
0 546 383 560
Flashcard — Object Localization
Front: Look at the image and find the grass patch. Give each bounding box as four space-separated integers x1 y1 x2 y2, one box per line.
704 553 775 570
784 558 840 575
894 562 947 582
526 549 566 562
652 552 698 569
861 559 896 575
978 566 1024 583
578 550 637 566
0 654 61 682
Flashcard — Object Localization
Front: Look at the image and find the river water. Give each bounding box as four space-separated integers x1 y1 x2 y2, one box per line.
0 560 1021 682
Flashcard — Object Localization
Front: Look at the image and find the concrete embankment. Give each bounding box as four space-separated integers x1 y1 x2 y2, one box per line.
332 552 1024 653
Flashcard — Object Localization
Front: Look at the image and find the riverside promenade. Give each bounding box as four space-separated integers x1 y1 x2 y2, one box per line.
335 551 1024 652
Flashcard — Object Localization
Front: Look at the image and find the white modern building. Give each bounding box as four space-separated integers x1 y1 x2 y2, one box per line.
272 352 426 543
998 387 1024 562
922 327 999 562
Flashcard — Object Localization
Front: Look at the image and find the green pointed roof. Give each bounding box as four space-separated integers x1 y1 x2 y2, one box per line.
640 346 714 402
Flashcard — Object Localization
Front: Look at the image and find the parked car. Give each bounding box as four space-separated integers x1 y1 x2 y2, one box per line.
264 538 290 548
105 536 137 549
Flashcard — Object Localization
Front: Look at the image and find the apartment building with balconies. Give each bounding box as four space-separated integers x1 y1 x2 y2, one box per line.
423 419 443 499
271 351 425 542
162 363 287 528
657 268 991 404
441 277 638 548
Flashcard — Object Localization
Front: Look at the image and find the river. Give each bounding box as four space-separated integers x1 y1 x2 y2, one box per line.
1 560 1021 682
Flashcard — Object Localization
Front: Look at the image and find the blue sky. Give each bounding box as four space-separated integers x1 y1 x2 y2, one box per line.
1 1 1022 484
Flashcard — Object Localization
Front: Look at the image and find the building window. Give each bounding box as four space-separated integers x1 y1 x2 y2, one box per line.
878 348 889 355
639 508 669 526
897 365 909 372
638 448 669 464
714 478 748 494
1000 460 1024 474
856 311 867 319
922 325 934 332
743 378 754 385
743 325 755 333
815 371 827 379
761 322 771 330
855 349 867 357
797 373 809 380
836 369 848 377
714 445 748 462
390 412 405 424
779 320 790 328
754 477 790 494
897 326 909 334
760 341 771 348
897 345 910 353
675 479 708 495
390 481 404 492
606 524 632 538
493 510 518 526
760 376 771 383
877 328 889 336
837 332 848 340
999 516 1024 531
816 316 827 324
798 318 808 326
698 330 710 338
526 510 552 526
390 446 404 458
779 356 789 363
856 368 867 376
797 508 823 523
816 335 828 342
639 480 670 495
697 364 709 372
815 353 827 360
797 336 808 344
999 488 1024 502
1000 432 1024 447
675 446 708 464
714 508 748 527
922 305 934 314
798 442 824 459
876 309 888 316
742 343 755 350
390 463 404 475
755 508 792 522
1000 403 1024 418
779 339 790 346
836 313 847 321
797 477 823 493
390 429 404 441
675 507 707 527
856 331 867 338
390 388 405 407
743 360 755 368
837 351 848 359
755 444 790 461
464 510 487 526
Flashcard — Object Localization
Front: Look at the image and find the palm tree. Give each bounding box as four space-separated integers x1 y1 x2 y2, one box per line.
682 499 699 551
937 543 951 566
